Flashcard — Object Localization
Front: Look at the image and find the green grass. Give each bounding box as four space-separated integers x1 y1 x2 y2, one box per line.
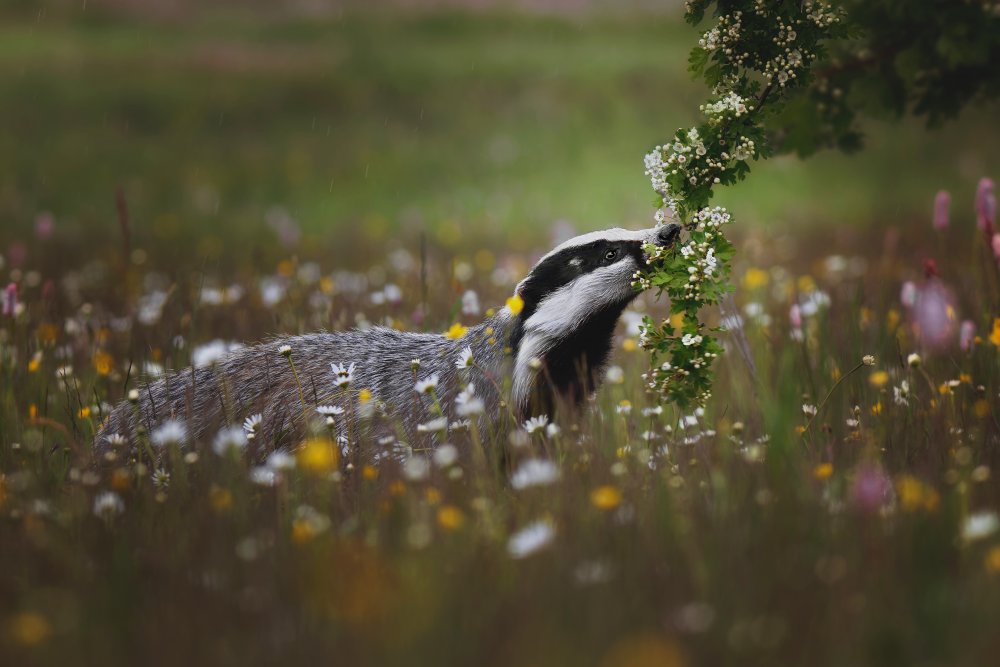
1 9 999 264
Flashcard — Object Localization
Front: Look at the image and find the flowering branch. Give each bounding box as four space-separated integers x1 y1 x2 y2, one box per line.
637 0 843 408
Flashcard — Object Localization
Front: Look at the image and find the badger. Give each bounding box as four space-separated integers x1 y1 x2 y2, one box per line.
98 223 680 456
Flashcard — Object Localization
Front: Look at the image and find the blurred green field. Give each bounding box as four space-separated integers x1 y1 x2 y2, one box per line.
2 7 1000 263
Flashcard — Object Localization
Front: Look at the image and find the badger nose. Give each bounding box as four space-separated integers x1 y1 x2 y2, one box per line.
656 223 681 246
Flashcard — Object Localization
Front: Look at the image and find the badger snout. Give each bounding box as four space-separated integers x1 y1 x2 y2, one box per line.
655 223 681 246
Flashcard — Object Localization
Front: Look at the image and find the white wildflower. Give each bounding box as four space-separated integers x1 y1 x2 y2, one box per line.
455 383 485 417
330 362 356 390
507 520 555 559
416 417 448 433
249 467 280 487
93 491 124 519
962 511 999 541
433 444 459 468
403 456 431 481
212 425 248 456
510 459 561 490
243 413 263 437
150 419 187 448
455 346 474 370
414 373 440 395
192 339 242 368
893 380 910 407
523 415 549 435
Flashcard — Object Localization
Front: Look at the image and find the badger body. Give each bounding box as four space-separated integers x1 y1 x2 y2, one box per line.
98 224 680 454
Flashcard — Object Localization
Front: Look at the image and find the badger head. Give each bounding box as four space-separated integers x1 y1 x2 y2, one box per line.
507 223 681 420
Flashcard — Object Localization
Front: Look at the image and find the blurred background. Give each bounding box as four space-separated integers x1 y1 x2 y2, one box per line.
3 0 1000 273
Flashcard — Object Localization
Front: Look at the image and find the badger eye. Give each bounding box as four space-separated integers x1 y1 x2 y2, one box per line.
604 249 618 261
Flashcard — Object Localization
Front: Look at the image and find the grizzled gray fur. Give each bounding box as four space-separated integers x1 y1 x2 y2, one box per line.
97 223 680 457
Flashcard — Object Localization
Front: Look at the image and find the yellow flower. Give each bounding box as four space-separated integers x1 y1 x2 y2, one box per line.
797 275 816 292
895 474 940 512
868 371 889 388
986 546 1000 575
8 612 52 646
425 488 442 505
28 404 37 420
444 323 468 339
886 309 900 332
669 311 685 331
506 294 525 315
813 463 833 480
297 438 339 474
742 267 769 290
77 406 91 419
93 350 114 376
27 352 42 373
292 518 320 544
959 373 972 384
362 464 378 481
358 388 372 404
111 468 131 493
209 485 233 513
990 318 1000 346
37 323 58 345
437 505 465 531
974 400 990 419
871 402 882 416
591 485 622 510
622 338 638 352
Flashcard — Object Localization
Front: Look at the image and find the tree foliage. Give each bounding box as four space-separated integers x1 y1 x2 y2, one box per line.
640 0 1000 409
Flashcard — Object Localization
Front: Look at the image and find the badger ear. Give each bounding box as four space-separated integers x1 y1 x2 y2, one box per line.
514 278 528 298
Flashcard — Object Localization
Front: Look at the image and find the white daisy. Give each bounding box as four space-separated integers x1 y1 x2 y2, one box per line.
414 373 440 395
507 520 555 559
150 419 187 448
93 491 125 519
455 346 474 370
212 425 248 456
455 384 484 417
316 405 345 417
416 417 448 433
510 459 560 490
523 415 549 435
330 362 356 389
243 413 263 436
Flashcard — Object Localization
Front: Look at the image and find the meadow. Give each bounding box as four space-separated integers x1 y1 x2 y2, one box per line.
2 5 1000 666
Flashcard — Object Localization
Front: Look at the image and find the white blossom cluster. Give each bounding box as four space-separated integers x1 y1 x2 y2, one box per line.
700 92 751 122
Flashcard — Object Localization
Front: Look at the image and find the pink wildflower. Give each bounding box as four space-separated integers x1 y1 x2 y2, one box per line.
2 283 16 317
932 190 950 231
960 320 976 351
976 178 996 237
851 463 893 514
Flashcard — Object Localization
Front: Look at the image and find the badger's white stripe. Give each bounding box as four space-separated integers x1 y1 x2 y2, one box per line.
511 261 637 412
537 227 653 263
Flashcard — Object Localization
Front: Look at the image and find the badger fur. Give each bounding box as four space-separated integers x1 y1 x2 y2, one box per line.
97 223 680 455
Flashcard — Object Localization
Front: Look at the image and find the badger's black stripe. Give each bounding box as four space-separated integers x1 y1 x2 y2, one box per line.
509 238 644 354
